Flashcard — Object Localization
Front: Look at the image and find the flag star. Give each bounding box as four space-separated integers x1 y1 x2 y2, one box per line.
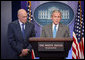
79 5 80 7
27 13 29 15
82 33 84 35
78 19 80 21
28 9 29 11
78 34 80 36
78 9 80 11
78 38 80 40
79 27 81 29
77 23 79 25
83 26 84 28
78 12 80 14
76 33 78 35
77 30 78 32
78 16 80 18
31 19 32 20
77 26 79 28
82 29 84 32
82 18 83 20
82 15 83 16
79 31 81 33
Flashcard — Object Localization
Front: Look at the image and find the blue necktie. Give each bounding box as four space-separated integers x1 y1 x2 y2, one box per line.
22 23 25 39
53 25 56 38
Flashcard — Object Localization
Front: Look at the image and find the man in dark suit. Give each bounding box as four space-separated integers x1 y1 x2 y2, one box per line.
41 10 71 59
7 9 35 59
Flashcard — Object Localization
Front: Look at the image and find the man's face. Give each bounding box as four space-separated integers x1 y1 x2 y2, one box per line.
51 12 61 25
18 10 27 23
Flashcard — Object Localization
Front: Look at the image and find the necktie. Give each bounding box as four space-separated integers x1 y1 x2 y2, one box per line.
22 23 25 39
53 25 56 38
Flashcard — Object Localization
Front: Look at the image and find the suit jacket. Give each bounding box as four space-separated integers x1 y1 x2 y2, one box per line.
40 23 71 58
7 20 35 56
41 23 70 38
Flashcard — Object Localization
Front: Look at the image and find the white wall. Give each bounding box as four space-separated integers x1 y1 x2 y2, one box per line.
1 1 12 59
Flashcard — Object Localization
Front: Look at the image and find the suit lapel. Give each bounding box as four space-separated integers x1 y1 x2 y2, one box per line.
49 24 53 37
24 22 30 41
56 23 62 37
48 23 63 37
16 20 24 40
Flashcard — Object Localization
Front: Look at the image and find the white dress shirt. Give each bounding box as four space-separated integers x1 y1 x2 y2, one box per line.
52 23 59 32
19 20 25 31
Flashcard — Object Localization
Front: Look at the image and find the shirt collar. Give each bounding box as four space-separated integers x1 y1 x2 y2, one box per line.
18 19 24 25
53 23 59 27
52 23 59 31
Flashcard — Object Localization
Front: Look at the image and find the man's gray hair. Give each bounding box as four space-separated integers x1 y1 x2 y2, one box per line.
51 10 62 17
17 9 27 16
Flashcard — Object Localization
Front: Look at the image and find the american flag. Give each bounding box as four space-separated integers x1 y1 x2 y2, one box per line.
27 1 36 59
72 1 84 59
27 1 34 22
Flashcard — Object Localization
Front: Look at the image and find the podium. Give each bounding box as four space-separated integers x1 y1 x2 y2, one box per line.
29 37 73 59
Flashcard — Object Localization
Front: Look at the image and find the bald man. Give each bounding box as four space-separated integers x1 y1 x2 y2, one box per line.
7 9 35 59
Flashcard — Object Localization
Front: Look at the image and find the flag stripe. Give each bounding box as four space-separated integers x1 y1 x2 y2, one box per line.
82 38 84 56
72 50 76 59
72 32 79 59
32 49 35 59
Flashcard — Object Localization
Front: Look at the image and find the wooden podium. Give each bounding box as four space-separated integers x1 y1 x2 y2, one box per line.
29 37 73 59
